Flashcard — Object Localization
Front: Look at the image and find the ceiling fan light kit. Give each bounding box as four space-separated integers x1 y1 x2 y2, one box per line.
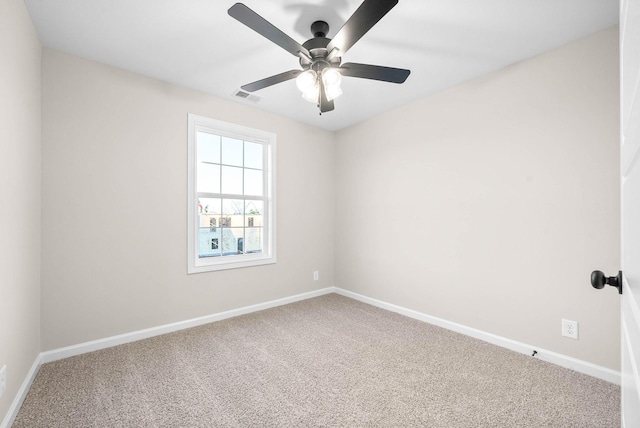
228 0 410 114
296 68 343 103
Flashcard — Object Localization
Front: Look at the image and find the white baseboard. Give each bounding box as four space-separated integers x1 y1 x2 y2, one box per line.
334 287 621 385
40 287 335 364
0 357 40 428
2 285 620 427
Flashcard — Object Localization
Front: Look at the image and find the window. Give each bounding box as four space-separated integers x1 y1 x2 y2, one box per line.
188 114 276 273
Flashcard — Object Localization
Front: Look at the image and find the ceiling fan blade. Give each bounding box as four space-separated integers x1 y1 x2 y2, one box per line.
228 3 310 59
326 0 398 57
339 62 410 83
319 79 335 113
241 70 302 92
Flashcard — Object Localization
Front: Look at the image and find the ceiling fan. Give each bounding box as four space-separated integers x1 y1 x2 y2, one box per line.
228 0 411 114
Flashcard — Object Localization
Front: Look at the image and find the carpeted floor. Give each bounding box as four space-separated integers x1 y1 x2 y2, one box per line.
14 294 620 427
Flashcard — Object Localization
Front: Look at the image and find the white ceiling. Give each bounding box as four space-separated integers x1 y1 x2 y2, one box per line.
24 0 618 131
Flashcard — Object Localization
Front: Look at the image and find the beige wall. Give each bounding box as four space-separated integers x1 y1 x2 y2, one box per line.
335 27 621 370
41 49 335 350
0 0 42 421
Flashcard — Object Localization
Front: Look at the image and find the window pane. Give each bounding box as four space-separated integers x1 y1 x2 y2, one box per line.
244 169 263 197
199 197 222 216
245 228 262 253
221 166 243 195
222 199 244 227
197 132 220 164
222 136 243 167
245 201 263 227
244 142 263 170
221 228 243 255
197 163 220 194
198 198 221 258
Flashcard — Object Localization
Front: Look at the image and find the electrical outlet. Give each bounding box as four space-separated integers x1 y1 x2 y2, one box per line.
313 271 319 281
562 319 578 339
0 365 6 398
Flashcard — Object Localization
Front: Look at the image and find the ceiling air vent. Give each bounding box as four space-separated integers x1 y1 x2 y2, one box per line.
233 90 260 102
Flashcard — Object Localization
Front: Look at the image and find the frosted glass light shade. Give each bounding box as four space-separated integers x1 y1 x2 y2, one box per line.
301 84 319 103
324 84 343 101
297 70 320 103
322 68 342 87
322 68 343 101
296 70 317 92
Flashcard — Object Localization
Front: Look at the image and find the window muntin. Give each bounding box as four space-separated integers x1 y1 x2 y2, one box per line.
188 114 276 273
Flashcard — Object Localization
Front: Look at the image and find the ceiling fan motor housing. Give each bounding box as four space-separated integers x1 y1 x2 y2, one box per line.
311 20 329 38
300 21 341 71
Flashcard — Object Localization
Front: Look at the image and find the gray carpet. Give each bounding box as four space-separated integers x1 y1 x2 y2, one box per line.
14 294 620 427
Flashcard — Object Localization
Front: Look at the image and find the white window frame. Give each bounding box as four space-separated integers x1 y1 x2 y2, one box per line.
187 114 276 273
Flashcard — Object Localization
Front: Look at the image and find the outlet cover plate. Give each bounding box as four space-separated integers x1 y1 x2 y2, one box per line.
562 319 578 339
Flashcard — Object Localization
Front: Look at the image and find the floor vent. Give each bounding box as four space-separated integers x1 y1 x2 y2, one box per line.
233 90 260 102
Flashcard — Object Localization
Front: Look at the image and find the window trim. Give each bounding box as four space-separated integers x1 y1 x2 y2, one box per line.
187 114 277 273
